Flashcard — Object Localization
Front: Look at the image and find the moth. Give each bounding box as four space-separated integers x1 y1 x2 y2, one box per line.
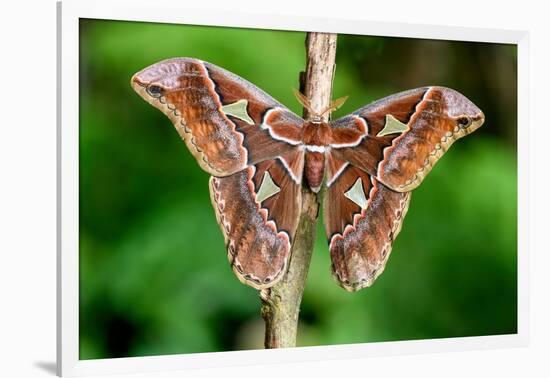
131 58 484 292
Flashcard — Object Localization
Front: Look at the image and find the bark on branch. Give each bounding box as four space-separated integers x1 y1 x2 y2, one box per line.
260 32 337 349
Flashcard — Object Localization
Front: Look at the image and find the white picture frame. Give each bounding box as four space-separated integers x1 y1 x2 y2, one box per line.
57 1 529 376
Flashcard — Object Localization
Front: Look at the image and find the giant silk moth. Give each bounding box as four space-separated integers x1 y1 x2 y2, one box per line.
131 58 484 292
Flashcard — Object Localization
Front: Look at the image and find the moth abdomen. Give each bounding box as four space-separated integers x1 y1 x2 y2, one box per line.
304 151 325 192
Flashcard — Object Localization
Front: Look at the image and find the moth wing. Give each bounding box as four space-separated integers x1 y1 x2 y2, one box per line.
132 57 304 176
329 87 484 192
209 150 304 289
324 155 411 291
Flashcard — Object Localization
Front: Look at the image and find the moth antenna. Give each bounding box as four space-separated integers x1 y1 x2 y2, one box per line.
293 88 318 117
321 95 349 116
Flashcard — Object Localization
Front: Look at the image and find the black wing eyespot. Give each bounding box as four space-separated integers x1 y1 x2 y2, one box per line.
146 84 164 98
457 116 472 128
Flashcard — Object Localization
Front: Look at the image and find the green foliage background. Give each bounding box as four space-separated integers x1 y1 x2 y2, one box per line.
79 19 517 359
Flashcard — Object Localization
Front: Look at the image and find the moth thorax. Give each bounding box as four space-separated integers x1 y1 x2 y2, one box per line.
302 120 332 146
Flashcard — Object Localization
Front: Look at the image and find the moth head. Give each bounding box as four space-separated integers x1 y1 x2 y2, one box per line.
439 87 485 134
131 59 189 102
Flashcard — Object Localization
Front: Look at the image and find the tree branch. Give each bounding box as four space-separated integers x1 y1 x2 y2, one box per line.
260 32 337 348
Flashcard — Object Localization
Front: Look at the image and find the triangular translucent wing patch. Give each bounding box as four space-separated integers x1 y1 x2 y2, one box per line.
344 178 368 209
221 99 254 125
256 171 281 203
376 114 409 137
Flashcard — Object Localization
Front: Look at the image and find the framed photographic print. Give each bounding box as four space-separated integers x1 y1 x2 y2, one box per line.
58 0 528 376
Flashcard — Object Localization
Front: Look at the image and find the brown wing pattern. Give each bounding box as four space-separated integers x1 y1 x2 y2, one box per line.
132 58 306 290
209 151 303 289
133 59 485 292
131 57 303 176
330 86 484 192
324 165 411 291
